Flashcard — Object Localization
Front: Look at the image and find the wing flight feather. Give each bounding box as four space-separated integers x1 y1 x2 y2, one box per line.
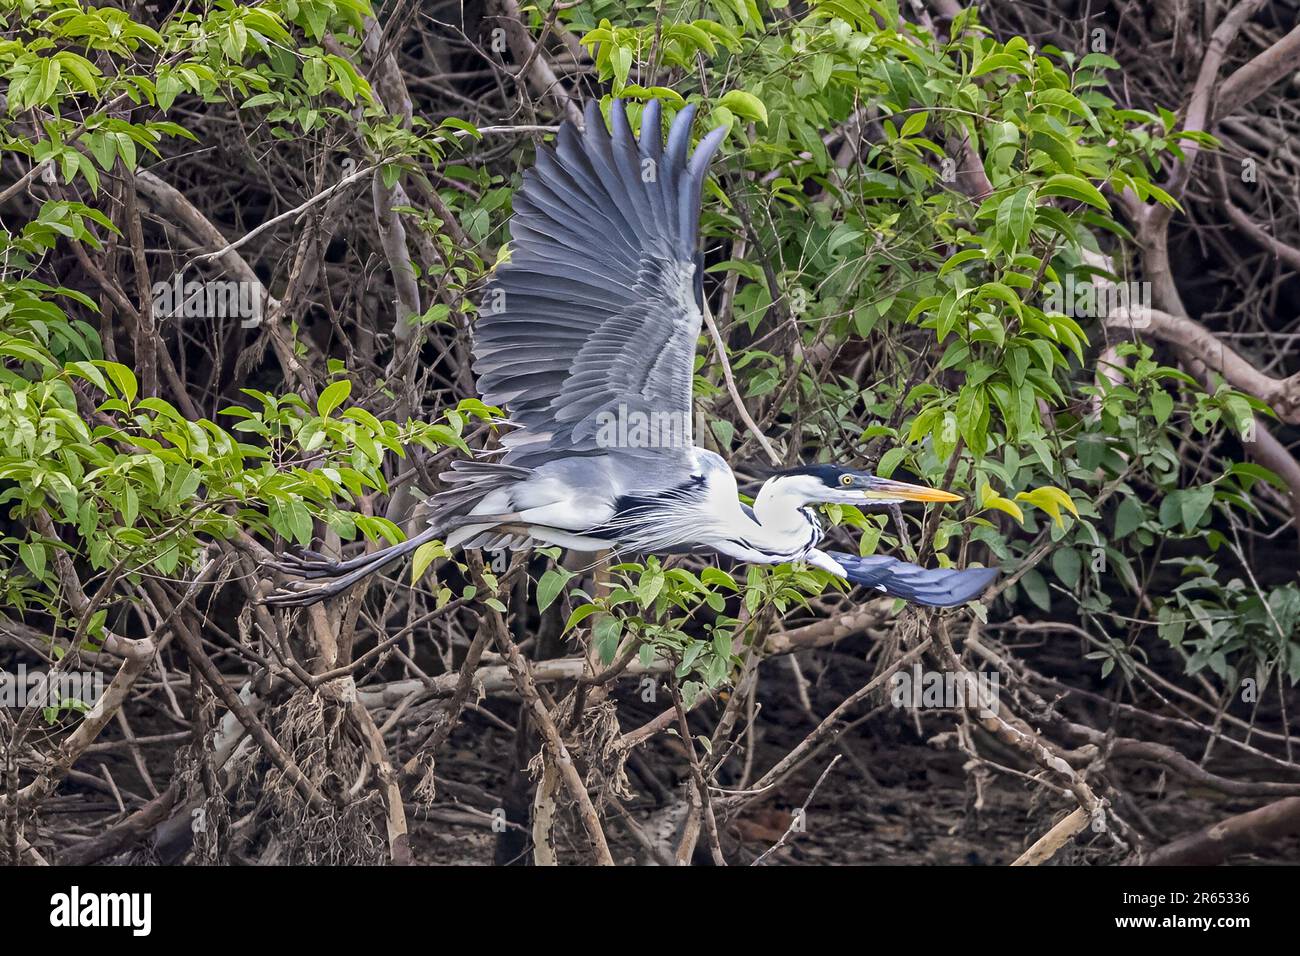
474 99 726 468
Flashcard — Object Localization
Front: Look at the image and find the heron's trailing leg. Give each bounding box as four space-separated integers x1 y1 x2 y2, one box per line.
265 513 527 607
272 512 527 575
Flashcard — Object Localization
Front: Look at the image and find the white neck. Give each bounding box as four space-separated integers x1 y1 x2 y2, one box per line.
692 456 821 560
753 476 814 534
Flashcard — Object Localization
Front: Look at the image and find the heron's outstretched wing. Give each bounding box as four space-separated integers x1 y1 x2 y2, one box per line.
474 99 727 469
827 552 998 608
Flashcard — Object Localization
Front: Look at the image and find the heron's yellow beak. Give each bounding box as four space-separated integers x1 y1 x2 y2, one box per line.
862 478 963 503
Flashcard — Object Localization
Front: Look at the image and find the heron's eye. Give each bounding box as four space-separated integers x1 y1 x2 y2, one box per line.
839 474 854 487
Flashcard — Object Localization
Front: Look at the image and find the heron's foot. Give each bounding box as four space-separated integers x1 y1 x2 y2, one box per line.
270 549 344 580
262 578 341 607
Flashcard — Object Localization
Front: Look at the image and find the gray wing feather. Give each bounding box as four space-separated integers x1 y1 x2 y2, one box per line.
475 99 726 468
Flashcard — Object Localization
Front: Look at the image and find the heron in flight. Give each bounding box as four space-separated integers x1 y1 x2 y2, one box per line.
267 99 997 608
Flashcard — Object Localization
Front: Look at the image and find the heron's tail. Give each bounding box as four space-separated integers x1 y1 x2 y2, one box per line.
264 525 442 608
429 460 533 550
264 461 534 608
827 552 997 607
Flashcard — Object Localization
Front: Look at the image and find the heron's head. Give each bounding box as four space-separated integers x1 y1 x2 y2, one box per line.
763 464 962 507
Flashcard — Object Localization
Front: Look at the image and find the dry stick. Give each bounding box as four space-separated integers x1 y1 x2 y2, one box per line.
14 832 48 866
133 171 280 311
359 656 668 707
147 581 329 811
607 794 676 866
451 124 560 138
490 0 583 127
1141 97 1300 537
399 623 495 780
674 776 703 865
122 179 157 398
703 303 782 466
613 603 892 755
362 602 892 746
1214 23 1300 121
966 631 1300 791
723 637 933 811
0 644 154 810
996 620 1300 751
132 170 321 394
1213 158 1300 271
0 556 221 811
751 754 843 865
1112 252 1300 540
468 557 614 865
494 622 614 864
1155 0 1267 215
531 761 560 866
114 710 158 799
361 21 420 348
351 698 412 865
1147 795 1300 865
938 619 1105 824
185 164 377 270
615 687 721 755
671 679 727 866
61 782 180 866
1011 806 1090 866
512 0 566 82
1107 306 1300 423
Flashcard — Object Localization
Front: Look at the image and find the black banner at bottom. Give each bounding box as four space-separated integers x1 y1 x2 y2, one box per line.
0 863 1286 942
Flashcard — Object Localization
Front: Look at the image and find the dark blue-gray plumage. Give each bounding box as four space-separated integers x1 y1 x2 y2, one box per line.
832 554 1000 607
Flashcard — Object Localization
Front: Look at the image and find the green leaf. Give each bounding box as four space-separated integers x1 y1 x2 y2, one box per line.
411 539 449 584
1150 389 1173 424
536 567 575 612
564 603 600 632
19 541 46 579
1114 497 1145 539
876 446 907 478
1039 173 1110 212
317 379 352 418
996 186 1036 250
718 89 768 125
1034 88 1102 133
98 361 138 403
1015 486 1078 527
899 110 928 138
593 616 622 664
1179 486 1215 532
700 566 738 591
972 52 1026 76
636 567 665 607
1020 568 1051 611
1051 547 1082 588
